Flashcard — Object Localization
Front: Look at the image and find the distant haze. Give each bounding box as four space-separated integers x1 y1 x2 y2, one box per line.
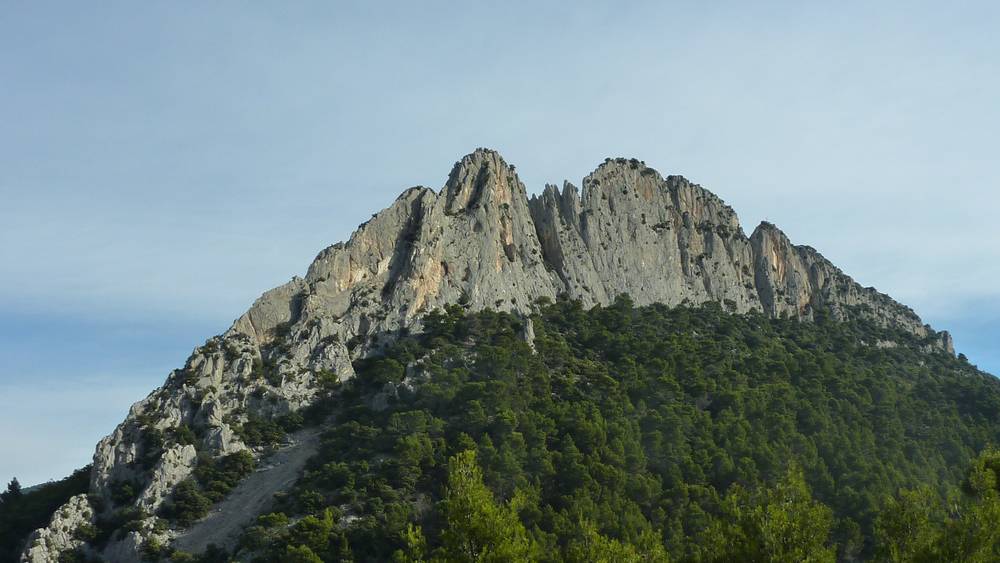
2 1 998 486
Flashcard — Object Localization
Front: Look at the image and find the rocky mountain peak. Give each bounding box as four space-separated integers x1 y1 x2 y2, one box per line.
443 148 523 214
22 149 956 562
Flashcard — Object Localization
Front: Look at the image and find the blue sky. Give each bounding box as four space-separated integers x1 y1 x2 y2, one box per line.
1 1 998 486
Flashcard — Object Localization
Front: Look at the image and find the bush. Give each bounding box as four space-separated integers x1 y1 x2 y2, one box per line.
172 425 197 446
283 545 323 563
109 480 138 506
73 522 98 542
166 480 211 526
234 416 286 448
163 451 254 526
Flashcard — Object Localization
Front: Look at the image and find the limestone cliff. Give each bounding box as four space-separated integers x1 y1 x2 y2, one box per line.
21 149 954 562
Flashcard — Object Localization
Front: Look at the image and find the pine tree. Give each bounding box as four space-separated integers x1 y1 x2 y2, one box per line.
705 465 835 562
283 544 324 563
874 486 938 562
435 450 538 562
564 519 669 563
2 478 21 502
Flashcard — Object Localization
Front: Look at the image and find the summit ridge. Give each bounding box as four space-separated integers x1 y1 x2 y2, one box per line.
22 149 954 562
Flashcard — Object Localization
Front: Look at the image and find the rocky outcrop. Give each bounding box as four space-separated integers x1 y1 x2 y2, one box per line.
23 148 955 562
751 223 926 333
20 494 94 563
302 149 560 333
529 163 757 311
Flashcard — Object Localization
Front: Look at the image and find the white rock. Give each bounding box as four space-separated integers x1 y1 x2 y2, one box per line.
20 494 93 563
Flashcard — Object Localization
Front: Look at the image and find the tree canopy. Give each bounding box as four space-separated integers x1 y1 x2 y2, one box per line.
230 297 1000 562
10 297 1000 562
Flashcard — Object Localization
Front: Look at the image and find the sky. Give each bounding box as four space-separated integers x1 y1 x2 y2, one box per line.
1 1 998 487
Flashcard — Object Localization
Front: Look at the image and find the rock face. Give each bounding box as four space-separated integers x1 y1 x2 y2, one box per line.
20 494 94 563
23 149 955 562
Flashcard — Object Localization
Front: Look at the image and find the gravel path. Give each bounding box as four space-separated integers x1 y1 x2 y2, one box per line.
172 427 322 554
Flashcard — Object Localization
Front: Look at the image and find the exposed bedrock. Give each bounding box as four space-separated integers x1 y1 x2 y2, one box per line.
24 148 953 562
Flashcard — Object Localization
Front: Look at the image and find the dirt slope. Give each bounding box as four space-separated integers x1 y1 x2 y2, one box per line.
171 427 322 554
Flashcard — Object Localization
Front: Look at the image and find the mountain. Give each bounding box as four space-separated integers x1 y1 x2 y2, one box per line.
16 149 964 562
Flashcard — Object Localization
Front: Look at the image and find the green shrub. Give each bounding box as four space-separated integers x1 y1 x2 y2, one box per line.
172 424 197 446
162 451 255 526
165 480 211 527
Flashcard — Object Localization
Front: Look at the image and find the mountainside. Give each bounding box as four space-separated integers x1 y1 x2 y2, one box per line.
221 299 997 562
16 149 963 562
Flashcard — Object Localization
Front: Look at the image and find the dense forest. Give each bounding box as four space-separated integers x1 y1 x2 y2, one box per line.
215 297 1000 562
8 297 1000 562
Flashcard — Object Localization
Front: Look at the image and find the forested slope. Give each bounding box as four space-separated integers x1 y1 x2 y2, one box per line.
170 297 1000 562
23 150 970 562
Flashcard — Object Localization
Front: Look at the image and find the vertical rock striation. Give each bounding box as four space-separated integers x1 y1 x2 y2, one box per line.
23 148 954 562
529 160 757 311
